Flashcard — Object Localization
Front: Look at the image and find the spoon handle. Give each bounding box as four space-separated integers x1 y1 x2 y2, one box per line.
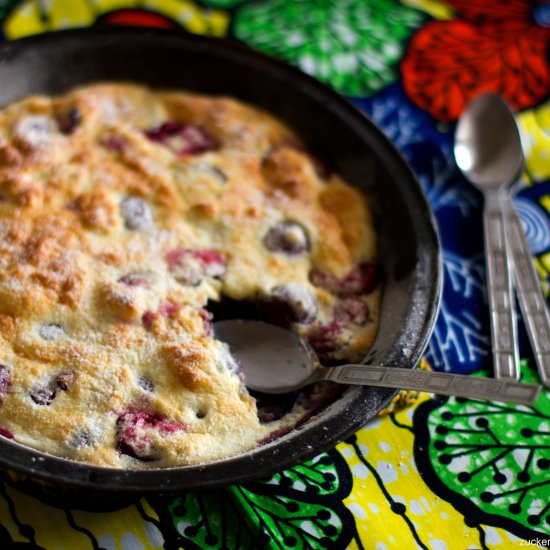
323 365 540 405
483 190 520 380
504 195 550 387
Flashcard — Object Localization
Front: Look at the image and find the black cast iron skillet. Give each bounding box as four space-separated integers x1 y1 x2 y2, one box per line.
0 27 442 494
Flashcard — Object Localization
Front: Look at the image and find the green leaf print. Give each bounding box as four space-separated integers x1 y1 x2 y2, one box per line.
200 0 246 7
261 452 342 496
231 450 354 548
233 0 425 97
0 0 19 21
424 372 550 536
167 491 256 548
150 449 355 549
232 485 342 549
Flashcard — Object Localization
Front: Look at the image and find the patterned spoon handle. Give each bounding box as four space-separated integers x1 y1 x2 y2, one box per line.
323 365 540 405
504 195 550 387
483 189 520 380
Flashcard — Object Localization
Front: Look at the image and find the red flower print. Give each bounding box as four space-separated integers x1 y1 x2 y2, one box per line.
401 0 550 121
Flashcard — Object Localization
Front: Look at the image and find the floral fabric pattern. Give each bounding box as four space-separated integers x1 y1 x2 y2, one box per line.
401 0 550 121
232 0 425 97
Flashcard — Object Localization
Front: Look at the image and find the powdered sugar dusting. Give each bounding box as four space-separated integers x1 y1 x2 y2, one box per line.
38 323 66 341
14 115 57 147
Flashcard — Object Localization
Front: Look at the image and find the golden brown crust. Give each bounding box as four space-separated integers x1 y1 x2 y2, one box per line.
0 83 381 468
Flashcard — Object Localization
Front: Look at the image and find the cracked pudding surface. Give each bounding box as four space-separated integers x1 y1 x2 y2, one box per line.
0 84 381 468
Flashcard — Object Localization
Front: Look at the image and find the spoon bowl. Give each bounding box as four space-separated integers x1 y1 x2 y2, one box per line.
454 93 523 189
214 320 321 393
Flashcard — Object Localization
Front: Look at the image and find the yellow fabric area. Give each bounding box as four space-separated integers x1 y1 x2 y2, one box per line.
0 486 163 547
518 100 550 184
3 0 229 39
339 395 526 549
401 0 454 20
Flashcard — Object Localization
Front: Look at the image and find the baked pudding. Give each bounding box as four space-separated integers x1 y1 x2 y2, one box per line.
0 84 381 468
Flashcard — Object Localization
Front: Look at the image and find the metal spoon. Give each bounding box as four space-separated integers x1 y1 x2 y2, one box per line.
215 320 540 405
454 93 521 380
455 93 550 387
494 97 550 388
506 196 550 387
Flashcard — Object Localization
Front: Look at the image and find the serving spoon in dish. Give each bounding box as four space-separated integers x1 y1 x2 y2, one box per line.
215 320 541 405
454 93 550 387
